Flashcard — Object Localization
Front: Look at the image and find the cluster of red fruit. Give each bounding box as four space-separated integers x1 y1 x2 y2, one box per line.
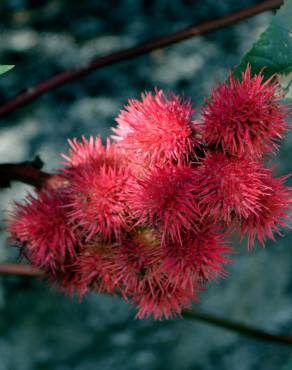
8 66 291 319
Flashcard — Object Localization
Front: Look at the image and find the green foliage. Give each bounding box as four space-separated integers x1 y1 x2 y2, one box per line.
236 0 292 101
282 354 292 370
0 65 14 76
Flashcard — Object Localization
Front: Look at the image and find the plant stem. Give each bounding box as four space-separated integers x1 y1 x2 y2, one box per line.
0 0 282 118
0 163 51 189
0 162 66 190
182 309 292 345
0 263 42 276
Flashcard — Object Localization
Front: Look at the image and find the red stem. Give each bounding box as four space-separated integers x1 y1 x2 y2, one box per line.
0 163 51 189
183 309 292 345
0 162 68 190
0 0 282 118
0 263 42 276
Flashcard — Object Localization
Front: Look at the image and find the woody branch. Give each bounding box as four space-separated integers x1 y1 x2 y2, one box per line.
0 0 282 118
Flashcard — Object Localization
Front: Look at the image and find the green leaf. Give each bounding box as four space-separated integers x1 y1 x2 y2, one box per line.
0 65 14 76
236 0 292 82
281 353 292 370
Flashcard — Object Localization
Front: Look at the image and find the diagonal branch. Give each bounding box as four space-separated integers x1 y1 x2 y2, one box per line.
0 0 283 118
0 262 291 346
0 159 51 189
0 161 66 190
182 309 292 345
0 263 42 276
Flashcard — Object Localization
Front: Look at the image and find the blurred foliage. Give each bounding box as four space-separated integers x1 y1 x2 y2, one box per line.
0 65 14 76
237 0 292 78
237 0 292 92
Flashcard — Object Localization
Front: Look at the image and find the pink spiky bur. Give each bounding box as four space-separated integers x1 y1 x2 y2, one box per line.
64 161 132 242
7 65 291 319
126 162 201 244
194 153 275 224
160 227 233 289
62 135 121 169
8 188 80 274
61 138 133 242
62 136 105 167
113 89 201 165
239 173 292 249
201 65 288 158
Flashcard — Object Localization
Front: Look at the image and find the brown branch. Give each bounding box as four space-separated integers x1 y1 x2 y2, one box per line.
0 263 42 276
0 163 52 189
0 0 283 118
182 309 292 345
0 161 67 190
0 262 291 346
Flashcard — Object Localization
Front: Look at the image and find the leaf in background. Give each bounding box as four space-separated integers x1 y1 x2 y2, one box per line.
236 0 292 100
282 354 292 370
0 65 14 76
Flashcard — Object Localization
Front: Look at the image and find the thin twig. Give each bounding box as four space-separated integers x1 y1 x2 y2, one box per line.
182 309 292 345
0 0 282 118
0 162 51 189
0 162 67 190
0 262 291 346
0 263 42 276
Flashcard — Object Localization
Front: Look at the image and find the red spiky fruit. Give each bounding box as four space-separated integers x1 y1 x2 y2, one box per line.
240 174 292 249
8 189 79 273
112 89 200 165
127 162 200 243
195 153 272 224
160 228 233 291
201 65 288 157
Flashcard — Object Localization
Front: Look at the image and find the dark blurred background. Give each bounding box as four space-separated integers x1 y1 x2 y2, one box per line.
0 1 292 369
